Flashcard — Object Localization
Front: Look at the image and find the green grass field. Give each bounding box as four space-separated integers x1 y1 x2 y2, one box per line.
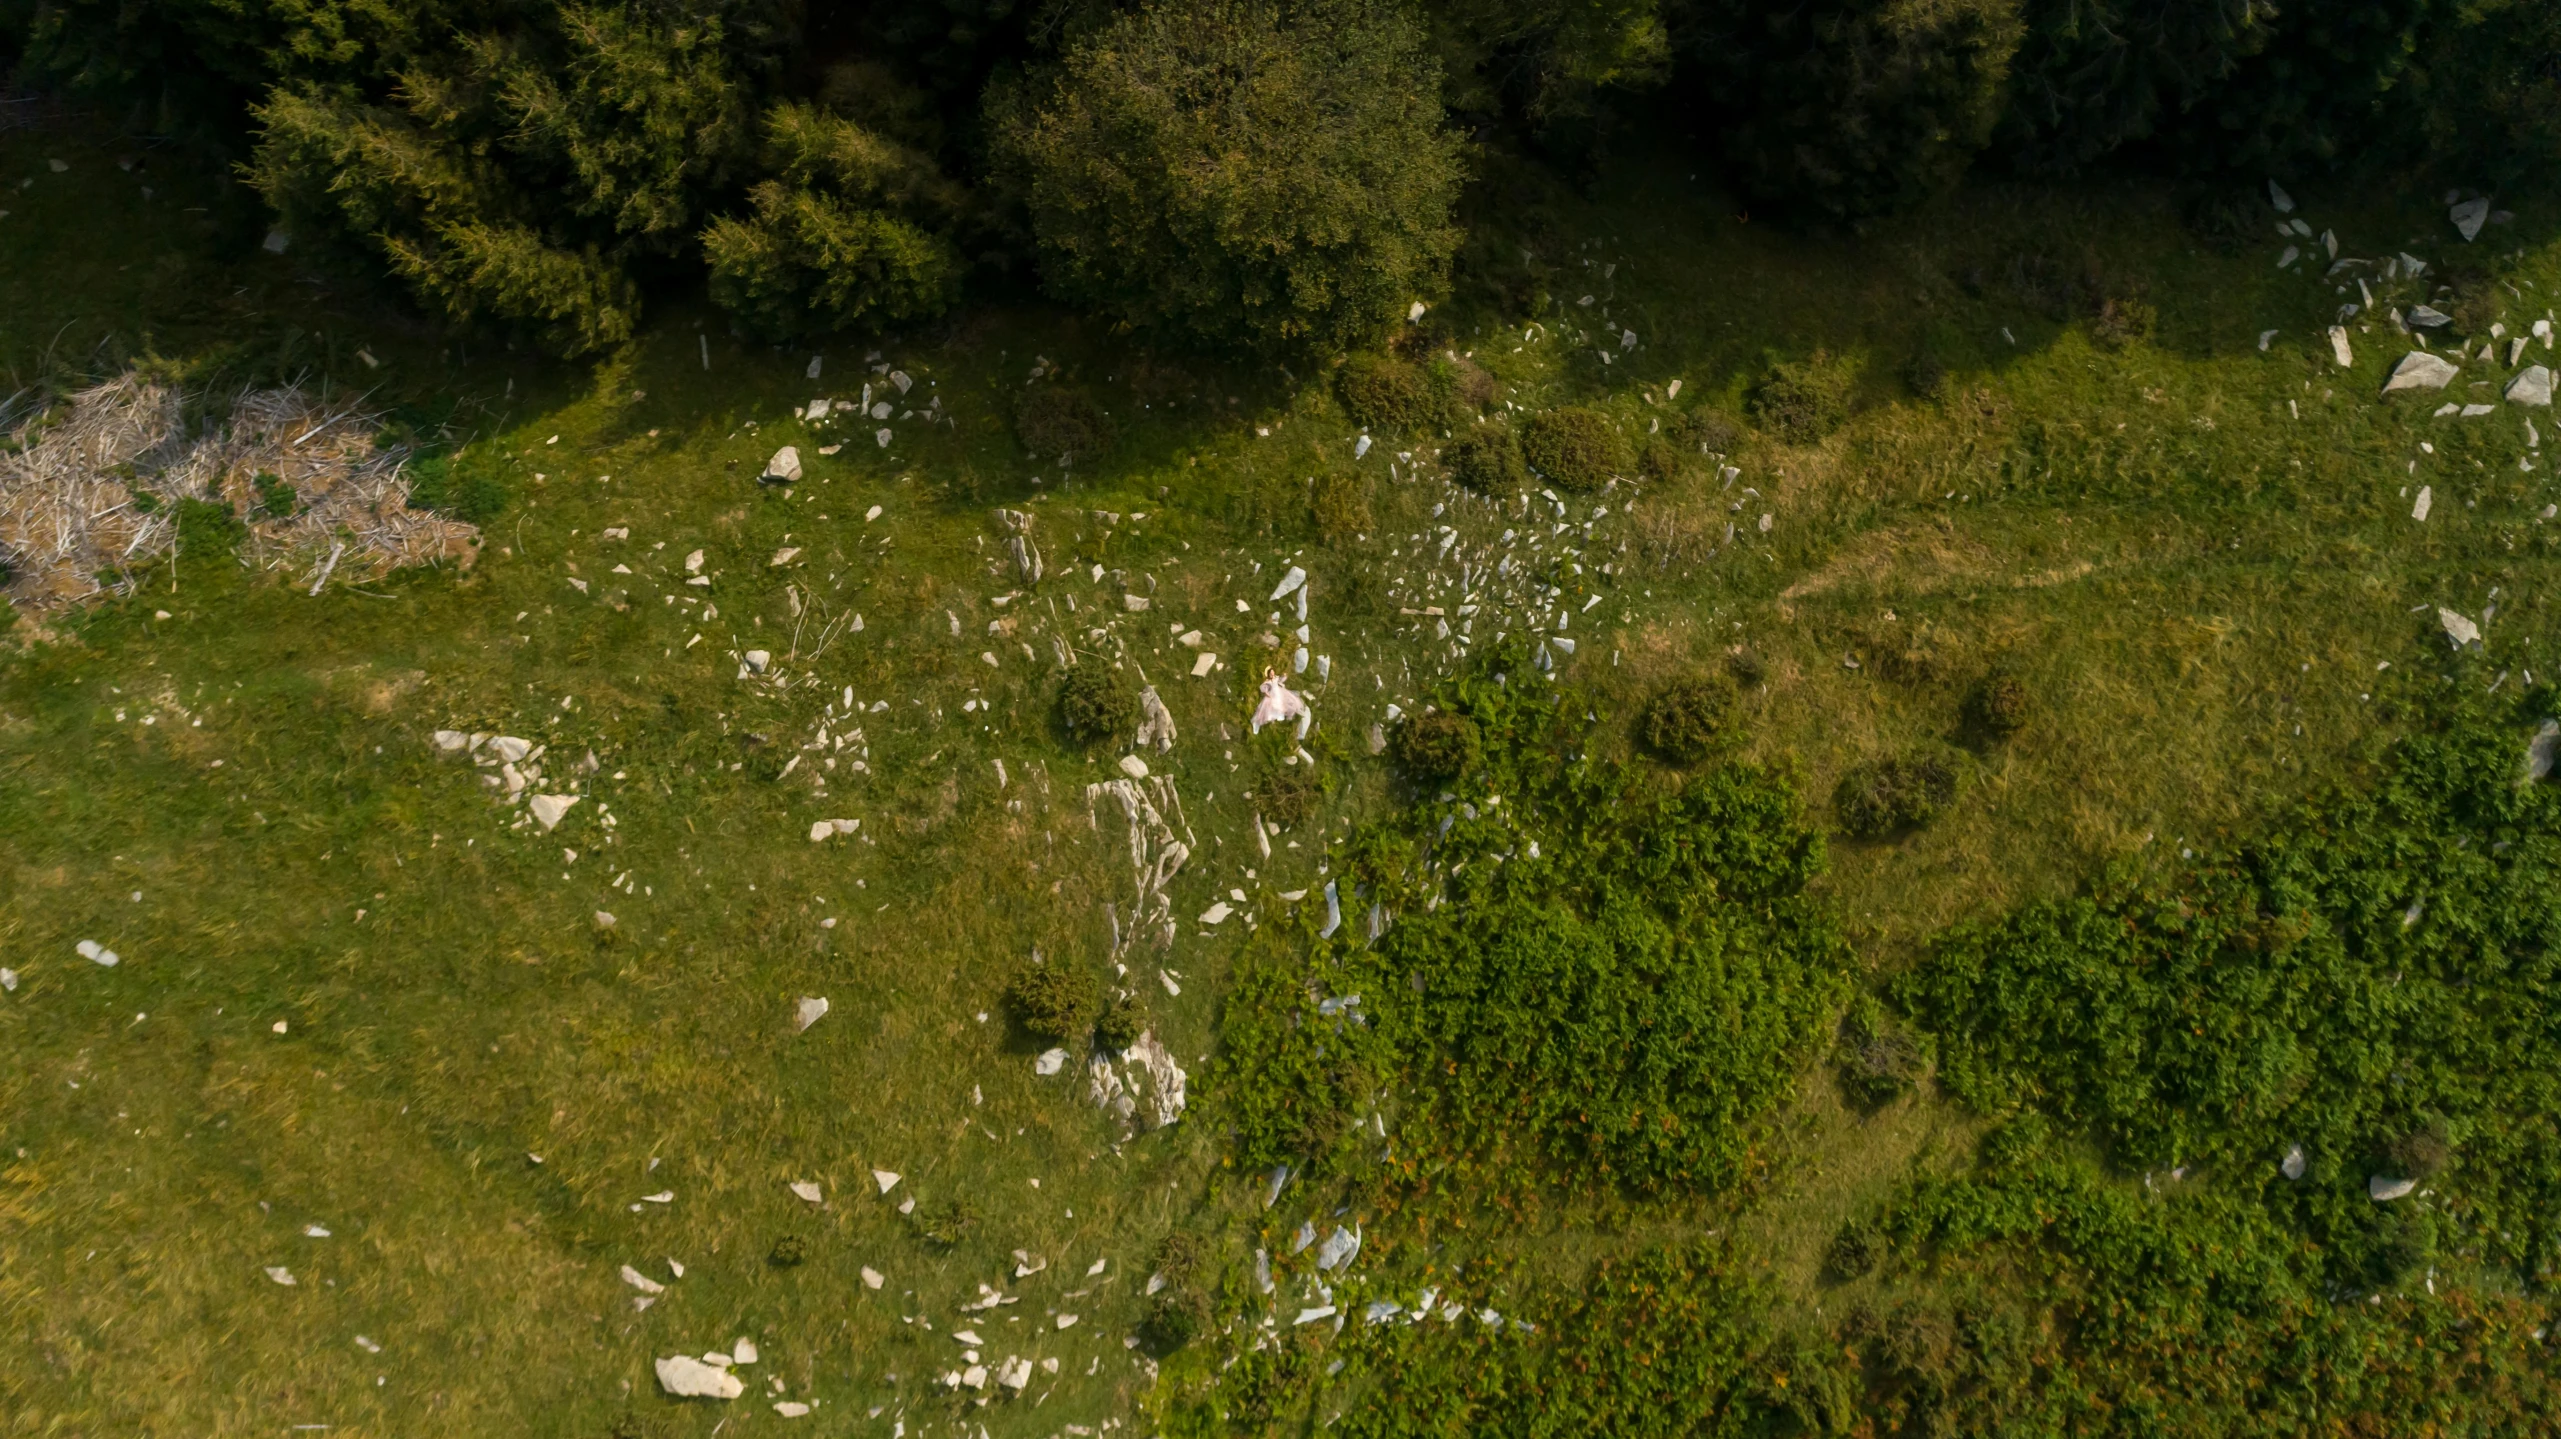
6 110 2560 1437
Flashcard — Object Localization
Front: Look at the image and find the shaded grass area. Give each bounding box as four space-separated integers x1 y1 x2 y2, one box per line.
4 109 2561 1434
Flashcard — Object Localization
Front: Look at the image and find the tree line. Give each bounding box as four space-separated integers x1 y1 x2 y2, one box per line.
6 0 2553 358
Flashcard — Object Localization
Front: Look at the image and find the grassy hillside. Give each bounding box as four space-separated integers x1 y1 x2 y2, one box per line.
5 111 2560 1436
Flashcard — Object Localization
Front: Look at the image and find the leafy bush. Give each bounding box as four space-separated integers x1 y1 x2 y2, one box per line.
767 1234 808 1267
1897 694 2561 1288
1057 659 1138 745
1442 426 1526 493
1338 353 1431 431
1004 958 1098 1042
1143 1231 1215 1349
990 0 1465 356
1750 350 1855 444
1639 675 1733 764
1824 1219 1884 1280
1519 406 1627 491
1636 436 1688 484
1834 750 1959 837
2091 294 2156 349
1387 710 1481 782
1015 386 1114 466
912 1198 979 1247
1962 670 2032 739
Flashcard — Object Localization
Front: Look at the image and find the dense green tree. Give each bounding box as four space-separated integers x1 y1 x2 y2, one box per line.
990 0 1467 357
2399 0 2561 185
1428 0 1669 129
1688 0 2027 222
1998 0 2276 174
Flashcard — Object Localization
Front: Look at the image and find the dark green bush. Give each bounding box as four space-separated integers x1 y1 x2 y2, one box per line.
1834 750 1959 837
1005 959 1099 1042
1338 353 1431 431
1443 426 1526 493
1016 387 1114 466
1825 1219 1885 1280
1142 1231 1214 1349
1057 659 1139 746
1519 406 1627 491
1751 350 1855 444
767 1234 808 1267
1095 992 1147 1052
1963 670 2032 739
1637 436 1687 484
1639 675 1734 764
990 0 1465 356
1388 710 1481 782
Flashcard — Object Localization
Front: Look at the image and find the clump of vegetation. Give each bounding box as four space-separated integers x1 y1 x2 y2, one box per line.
912 1199 979 1248
1835 750 1960 838
1639 675 1734 764
767 1234 808 1267
1751 350 1855 443
1005 958 1100 1043
991 0 1465 356
1309 470 1372 542
1057 660 1139 746
405 450 512 524
1963 670 2033 739
1222 660 1845 1192
1388 709 1480 782
1142 1231 1215 1349
1836 995 1927 1110
1095 993 1148 1052
173 497 246 562
1443 425 1526 492
1519 406 1628 491
1825 1219 1885 1280
1728 648 1768 688
1015 386 1114 466
1637 436 1688 484
1256 760 1324 827
1674 408 1740 455
1426 353 1496 420
2091 294 2156 349
251 471 297 519
1338 353 1430 431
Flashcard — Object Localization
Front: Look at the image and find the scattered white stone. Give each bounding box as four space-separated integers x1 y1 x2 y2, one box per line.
621 1264 666 1295
774 1401 810 1418
873 1169 902 1194
528 794 579 830
2408 304 2454 328
861 1266 885 1289
2463 403 2496 417
655 1355 743 1400
2329 326 2354 368
743 650 771 674
2258 329 2278 352
2370 1175 2418 1202
1199 902 1233 926
1315 1225 1362 1271
0 968 15 993
1117 755 1150 779
1293 1305 1337 1326
2440 608 2482 648
2528 720 2559 782
733 1338 758 1365
2413 486 2434 521
960 1365 988 1390
2383 351 2460 393
1191 651 1219 677
2508 366 2553 407
1409 300 1428 321
1269 566 1307 602
262 228 291 253
2268 178 2294 213
1136 685 1177 752
789 1180 824 1205
433 729 469 751
264 1265 296 1285
1353 435 1373 460
2452 197 2490 241
794 996 830 1033
2278 245 2299 269
1056 1312 1080 1329
487 735 533 763
764 446 803 483
997 1356 1034 1391
1122 593 1150 611
1035 1048 1068 1076
76 939 118 967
